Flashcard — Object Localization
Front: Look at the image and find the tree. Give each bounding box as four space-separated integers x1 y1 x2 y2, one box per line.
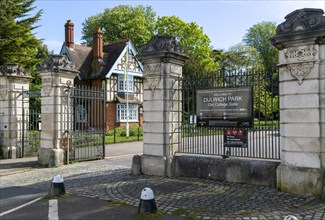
81 5 156 50
220 43 262 71
0 0 43 68
29 44 49 90
243 21 278 72
155 16 218 77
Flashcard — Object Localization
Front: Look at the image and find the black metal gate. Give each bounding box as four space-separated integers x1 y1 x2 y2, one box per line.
178 69 280 160
20 90 41 157
66 84 106 163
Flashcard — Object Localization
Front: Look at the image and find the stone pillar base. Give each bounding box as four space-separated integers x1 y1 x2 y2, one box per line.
38 148 64 167
277 164 323 197
1 146 17 159
140 155 166 176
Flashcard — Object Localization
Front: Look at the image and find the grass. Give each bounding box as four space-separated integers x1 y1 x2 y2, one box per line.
105 135 143 144
172 208 199 220
172 208 186 216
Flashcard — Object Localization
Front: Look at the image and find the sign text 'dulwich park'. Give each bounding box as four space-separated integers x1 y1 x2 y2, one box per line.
196 87 253 128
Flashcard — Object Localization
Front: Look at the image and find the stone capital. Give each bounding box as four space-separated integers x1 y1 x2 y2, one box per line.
137 35 188 65
0 63 33 82
38 54 80 74
271 8 325 49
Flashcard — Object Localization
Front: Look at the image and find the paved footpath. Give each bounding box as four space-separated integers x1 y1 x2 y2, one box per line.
1 158 325 220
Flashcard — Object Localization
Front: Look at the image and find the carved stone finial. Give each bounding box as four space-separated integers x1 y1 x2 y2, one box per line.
276 8 325 35
0 63 30 77
138 35 184 55
38 55 79 73
271 8 325 48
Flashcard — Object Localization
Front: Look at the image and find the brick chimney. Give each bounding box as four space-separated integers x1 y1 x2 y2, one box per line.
64 20 74 47
93 27 103 59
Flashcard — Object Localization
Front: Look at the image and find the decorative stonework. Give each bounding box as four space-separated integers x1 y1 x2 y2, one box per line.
144 63 161 74
145 75 161 92
41 77 53 96
284 46 317 62
0 77 8 99
276 8 325 34
285 62 314 85
169 79 180 100
139 35 184 55
38 55 77 72
0 63 29 77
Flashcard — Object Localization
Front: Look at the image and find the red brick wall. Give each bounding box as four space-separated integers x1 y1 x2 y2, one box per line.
91 79 102 88
106 102 116 130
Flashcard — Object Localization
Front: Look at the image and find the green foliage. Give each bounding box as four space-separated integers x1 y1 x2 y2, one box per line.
243 21 278 72
28 130 40 153
105 126 143 144
72 133 103 148
106 126 143 137
0 0 43 68
220 43 262 71
155 16 218 77
82 5 218 78
105 135 142 144
254 84 279 119
81 5 156 50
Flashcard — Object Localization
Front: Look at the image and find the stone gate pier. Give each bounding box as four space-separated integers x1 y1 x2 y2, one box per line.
0 63 33 158
37 55 79 167
271 8 325 197
136 36 188 176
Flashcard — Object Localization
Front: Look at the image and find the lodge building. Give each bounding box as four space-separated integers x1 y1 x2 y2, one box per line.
59 20 143 130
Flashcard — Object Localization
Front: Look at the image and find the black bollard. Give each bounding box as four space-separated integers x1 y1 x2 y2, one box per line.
137 187 157 214
49 174 65 196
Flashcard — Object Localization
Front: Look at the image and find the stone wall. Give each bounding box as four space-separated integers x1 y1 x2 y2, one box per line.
172 156 280 187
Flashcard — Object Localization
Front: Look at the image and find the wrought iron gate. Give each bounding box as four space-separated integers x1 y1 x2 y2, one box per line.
20 90 41 157
66 84 106 163
178 69 280 160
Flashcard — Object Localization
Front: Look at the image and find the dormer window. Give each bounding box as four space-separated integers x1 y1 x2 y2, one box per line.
118 75 133 92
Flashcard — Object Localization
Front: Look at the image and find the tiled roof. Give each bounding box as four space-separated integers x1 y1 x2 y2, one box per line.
62 44 92 79
62 39 129 80
89 39 129 79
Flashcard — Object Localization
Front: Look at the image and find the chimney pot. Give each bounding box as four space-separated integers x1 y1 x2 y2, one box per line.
64 20 74 47
93 27 103 59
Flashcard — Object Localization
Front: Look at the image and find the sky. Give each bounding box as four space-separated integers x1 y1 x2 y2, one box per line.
33 0 325 54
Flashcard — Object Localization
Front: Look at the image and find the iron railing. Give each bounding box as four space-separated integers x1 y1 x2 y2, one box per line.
177 69 280 160
66 84 106 163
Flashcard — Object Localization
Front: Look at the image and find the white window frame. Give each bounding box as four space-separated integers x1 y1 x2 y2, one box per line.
118 75 133 92
116 104 138 122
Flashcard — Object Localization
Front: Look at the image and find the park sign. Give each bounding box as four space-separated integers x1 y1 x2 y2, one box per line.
196 87 253 128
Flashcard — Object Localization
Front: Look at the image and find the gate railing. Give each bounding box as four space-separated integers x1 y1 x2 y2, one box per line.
177 69 280 160
18 89 41 157
65 84 106 163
